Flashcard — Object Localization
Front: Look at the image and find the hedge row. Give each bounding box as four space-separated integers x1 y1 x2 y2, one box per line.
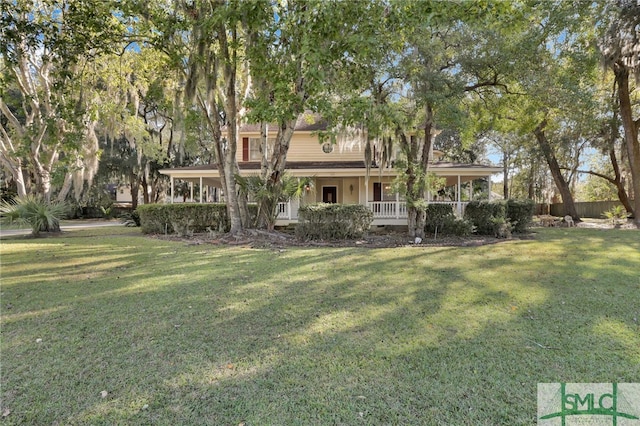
296 203 373 240
138 204 230 235
424 203 474 237
464 201 507 235
506 199 535 233
424 204 455 232
463 199 534 236
137 199 533 238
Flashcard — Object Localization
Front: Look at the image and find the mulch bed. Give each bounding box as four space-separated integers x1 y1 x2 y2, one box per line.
152 228 528 249
149 218 637 249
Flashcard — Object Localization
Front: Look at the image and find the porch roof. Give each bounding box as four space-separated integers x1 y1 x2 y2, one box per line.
159 160 502 176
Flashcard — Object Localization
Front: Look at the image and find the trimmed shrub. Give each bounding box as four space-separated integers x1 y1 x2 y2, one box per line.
440 216 475 237
464 200 507 236
506 199 535 233
120 210 141 227
138 204 229 234
296 203 373 240
425 203 455 233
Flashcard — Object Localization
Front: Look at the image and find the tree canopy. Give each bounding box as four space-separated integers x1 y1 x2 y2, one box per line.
1 0 638 228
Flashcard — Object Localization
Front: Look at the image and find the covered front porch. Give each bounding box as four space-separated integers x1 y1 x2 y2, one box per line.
158 161 501 227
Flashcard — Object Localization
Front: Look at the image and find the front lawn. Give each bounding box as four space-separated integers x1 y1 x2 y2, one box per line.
1 227 639 425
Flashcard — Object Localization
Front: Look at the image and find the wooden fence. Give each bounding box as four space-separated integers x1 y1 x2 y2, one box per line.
536 200 634 218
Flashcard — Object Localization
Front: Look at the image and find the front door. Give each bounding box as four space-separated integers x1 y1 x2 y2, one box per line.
373 182 382 213
373 182 382 202
322 186 337 203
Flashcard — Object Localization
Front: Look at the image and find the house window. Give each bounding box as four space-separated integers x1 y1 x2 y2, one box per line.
373 182 397 202
244 137 275 161
382 184 395 201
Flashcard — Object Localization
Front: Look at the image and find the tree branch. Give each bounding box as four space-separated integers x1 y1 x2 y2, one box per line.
0 99 25 140
463 70 526 95
560 167 616 185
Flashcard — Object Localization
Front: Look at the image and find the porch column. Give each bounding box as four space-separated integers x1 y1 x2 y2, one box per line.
199 177 203 203
488 174 492 200
457 175 461 216
190 182 194 202
364 176 369 206
170 177 174 204
396 191 400 219
468 179 473 201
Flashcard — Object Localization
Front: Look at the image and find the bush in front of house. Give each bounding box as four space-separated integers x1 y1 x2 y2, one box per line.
464 199 535 236
138 204 229 235
425 203 455 233
296 203 373 240
506 199 535 233
423 203 474 237
464 200 508 236
121 210 141 227
441 216 475 237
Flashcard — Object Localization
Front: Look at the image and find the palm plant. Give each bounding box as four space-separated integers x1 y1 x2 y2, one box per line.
602 205 628 226
237 174 313 231
0 195 68 236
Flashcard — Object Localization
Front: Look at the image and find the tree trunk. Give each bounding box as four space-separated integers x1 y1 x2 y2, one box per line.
35 167 53 204
615 67 640 226
220 98 242 233
401 111 433 239
503 160 509 200
57 172 73 202
223 158 242 234
0 158 27 197
256 118 297 230
235 162 251 229
14 168 27 198
610 147 634 215
220 25 246 235
141 176 150 204
407 104 434 239
266 118 297 184
130 173 139 210
527 162 536 200
260 122 269 177
534 120 580 221
407 208 418 238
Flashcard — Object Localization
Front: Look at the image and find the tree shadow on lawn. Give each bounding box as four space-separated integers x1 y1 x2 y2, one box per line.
1 230 639 425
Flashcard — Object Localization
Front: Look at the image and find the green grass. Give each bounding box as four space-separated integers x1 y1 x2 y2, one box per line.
1 227 639 425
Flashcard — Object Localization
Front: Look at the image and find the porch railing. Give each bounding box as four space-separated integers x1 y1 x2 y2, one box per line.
276 200 468 221
429 201 468 217
367 201 405 218
367 201 468 218
277 202 289 218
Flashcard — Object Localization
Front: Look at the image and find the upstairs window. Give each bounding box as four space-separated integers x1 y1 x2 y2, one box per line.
243 137 276 161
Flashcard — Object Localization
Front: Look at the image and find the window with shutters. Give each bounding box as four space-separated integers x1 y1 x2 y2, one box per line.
245 137 276 161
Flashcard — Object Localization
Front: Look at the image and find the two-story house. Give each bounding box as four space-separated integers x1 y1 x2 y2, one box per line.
159 115 502 226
